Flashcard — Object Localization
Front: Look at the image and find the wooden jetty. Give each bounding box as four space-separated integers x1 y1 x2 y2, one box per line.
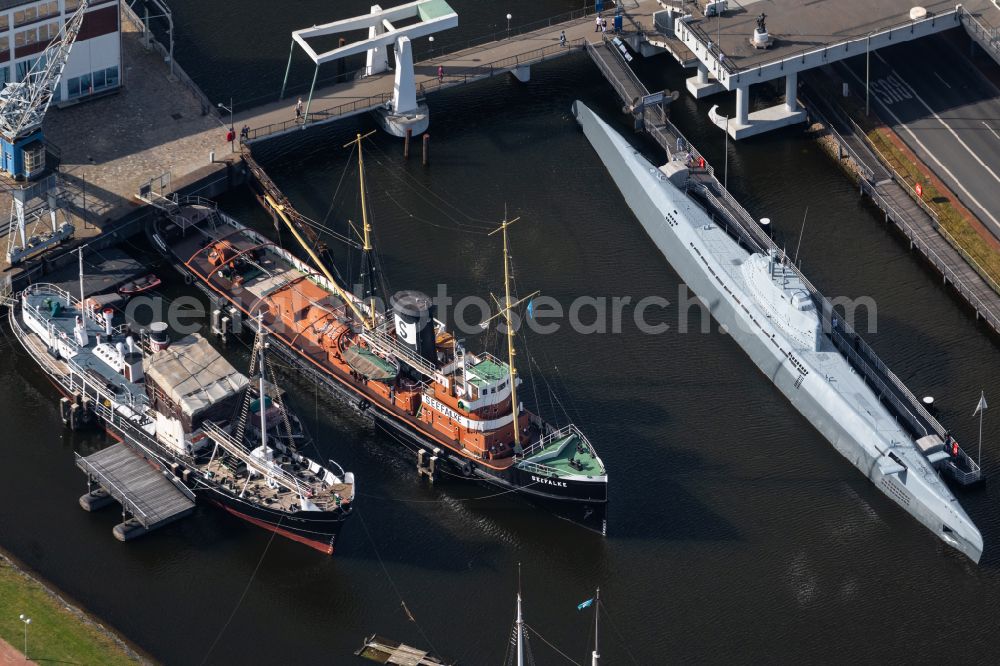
76 443 196 541
355 634 452 665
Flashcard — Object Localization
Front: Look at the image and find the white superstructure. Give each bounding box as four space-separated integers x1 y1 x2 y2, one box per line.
573 101 983 562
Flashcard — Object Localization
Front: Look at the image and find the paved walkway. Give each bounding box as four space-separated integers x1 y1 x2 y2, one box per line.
0 7 231 273
238 0 665 141
0 637 33 664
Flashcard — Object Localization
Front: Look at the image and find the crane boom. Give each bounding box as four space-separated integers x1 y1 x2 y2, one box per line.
0 0 89 141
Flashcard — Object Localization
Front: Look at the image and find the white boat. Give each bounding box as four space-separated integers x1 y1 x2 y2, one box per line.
573 100 983 562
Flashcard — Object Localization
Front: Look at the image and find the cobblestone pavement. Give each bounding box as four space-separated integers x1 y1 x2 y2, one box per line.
1 11 231 272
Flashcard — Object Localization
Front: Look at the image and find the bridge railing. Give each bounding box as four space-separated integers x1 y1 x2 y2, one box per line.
425 1 622 57
247 40 585 142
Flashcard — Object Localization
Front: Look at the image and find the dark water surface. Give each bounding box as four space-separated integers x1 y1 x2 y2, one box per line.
1 2 999 663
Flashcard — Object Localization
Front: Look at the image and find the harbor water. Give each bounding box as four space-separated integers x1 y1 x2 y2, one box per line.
1 1 999 662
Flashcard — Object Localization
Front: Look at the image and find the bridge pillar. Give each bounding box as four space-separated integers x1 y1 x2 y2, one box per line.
785 70 798 113
376 35 429 138
365 4 389 76
686 62 724 98
697 62 708 84
392 36 417 114
735 84 749 126
511 65 531 83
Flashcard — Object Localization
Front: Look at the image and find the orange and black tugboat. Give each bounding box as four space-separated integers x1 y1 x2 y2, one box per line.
149 135 607 531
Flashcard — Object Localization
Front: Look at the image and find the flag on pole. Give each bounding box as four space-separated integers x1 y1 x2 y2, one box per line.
974 392 988 416
577 598 594 611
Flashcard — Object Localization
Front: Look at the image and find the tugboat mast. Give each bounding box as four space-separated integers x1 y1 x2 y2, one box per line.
490 215 522 454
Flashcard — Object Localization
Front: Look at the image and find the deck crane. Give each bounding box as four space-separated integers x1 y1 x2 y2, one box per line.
3 0 89 265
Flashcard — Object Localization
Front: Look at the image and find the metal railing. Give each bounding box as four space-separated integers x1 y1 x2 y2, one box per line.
423 1 620 58
246 40 585 142
681 7 961 82
120 1 217 118
687 180 950 446
960 7 1000 62
804 82 1000 332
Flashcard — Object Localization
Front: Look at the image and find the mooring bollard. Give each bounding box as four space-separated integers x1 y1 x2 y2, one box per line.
404 128 412 160
422 134 429 165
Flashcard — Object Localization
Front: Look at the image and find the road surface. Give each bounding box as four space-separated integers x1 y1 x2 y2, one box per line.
840 31 1000 241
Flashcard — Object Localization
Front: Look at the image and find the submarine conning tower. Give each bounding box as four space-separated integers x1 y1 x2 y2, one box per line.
390 290 436 362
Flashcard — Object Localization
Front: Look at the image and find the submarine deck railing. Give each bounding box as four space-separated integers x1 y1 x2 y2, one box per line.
586 29 980 483
687 182 981 483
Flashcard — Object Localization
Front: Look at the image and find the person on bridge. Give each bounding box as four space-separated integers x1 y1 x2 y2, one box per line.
438 65 444 82
560 30 566 47
295 98 303 121
595 15 602 32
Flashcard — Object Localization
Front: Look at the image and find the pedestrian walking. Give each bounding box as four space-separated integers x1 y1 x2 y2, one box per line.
437 65 444 82
559 30 566 47
595 15 601 32
240 125 250 140
600 19 606 34
295 97 303 121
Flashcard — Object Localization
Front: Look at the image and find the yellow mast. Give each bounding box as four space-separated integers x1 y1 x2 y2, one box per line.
490 215 522 454
344 130 379 329
264 193 370 328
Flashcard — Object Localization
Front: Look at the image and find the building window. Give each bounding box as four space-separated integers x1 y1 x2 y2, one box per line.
38 2 59 21
0 67 9 86
93 68 106 90
105 65 118 88
37 21 58 43
0 35 8 55
65 0 82 11
15 29 36 50
0 15 9 33
67 75 79 98
16 58 35 81
14 7 37 28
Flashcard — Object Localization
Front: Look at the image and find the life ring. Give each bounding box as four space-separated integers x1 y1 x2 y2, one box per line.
357 398 370 412
459 459 473 477
184 272 194 285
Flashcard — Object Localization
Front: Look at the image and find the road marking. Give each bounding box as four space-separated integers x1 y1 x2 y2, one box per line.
983 121 1000 141
874 52 1000 231
843 64 1000 232
933 71 952 89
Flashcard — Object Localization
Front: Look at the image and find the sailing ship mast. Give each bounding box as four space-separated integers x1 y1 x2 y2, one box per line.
257 313 268 451
266 193 371 328
344 130 379 330
591 587 600 666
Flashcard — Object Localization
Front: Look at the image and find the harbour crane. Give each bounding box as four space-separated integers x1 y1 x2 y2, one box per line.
2 0 89 265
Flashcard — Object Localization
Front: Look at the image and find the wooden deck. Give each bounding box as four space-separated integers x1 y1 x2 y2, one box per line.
76 443 195 530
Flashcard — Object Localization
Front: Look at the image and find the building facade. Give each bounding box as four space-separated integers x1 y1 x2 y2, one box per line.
0 0 121 103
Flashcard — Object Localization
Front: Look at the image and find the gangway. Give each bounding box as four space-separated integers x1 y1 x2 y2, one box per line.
76 442 196 541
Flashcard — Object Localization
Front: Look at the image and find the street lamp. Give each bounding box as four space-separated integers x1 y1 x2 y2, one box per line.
19 614 31 659
428 35 435 58
217 98 234 152
722 112 729 190
865 31 872 117
506 13 512 36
